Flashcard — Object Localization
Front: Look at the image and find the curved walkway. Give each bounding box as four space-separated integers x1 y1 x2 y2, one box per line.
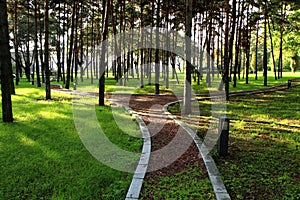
51 79 299 200
112 94 229 200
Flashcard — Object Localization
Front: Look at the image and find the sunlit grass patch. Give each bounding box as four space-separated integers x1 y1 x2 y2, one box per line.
0 81 143 199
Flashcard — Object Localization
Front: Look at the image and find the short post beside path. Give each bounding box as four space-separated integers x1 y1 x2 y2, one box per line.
218 117 230 156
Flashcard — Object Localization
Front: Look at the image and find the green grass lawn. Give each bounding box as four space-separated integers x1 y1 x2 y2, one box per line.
213 85 300 200
0 82 142 199
140 164 215 199
167 83 299 199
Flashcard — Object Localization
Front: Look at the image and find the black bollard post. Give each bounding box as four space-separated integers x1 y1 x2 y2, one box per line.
288 80 292 89
31 72 34 85
73 82 77 90
218 117 230 156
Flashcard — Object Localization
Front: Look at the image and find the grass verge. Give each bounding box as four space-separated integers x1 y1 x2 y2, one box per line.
0 82 143 199
169 85 300 199
141 164 214 199
213 86 300 200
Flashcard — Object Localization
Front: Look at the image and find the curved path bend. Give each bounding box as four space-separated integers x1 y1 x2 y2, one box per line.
51 79 299 200
111 94 229 200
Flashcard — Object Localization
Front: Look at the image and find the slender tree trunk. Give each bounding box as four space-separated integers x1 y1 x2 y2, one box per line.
263 2 268 86
0 0 13 122
99 0 109 106
44 0 51 100
183 0 193 114
34 0 41 87
25 2 31 82
228 0 236 83
155 0 161 95
255 21 259 80
165 0 170 89
65 1 76 89
56 1 61 82
245 5 251 84
267 18 277 80
233 0 244 87
61 1 66 84
220 0 231 100
140 2 144 88
13 0 20 86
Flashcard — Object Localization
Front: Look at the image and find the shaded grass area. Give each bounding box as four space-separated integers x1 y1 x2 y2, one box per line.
213 86 300 200
0 83 142 199
169 85 300 199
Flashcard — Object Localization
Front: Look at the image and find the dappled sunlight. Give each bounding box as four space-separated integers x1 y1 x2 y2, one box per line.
19 135 36 147
18 133 62 160
38 110 68 120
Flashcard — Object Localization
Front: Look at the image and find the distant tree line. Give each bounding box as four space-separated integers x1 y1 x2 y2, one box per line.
1 0 300 121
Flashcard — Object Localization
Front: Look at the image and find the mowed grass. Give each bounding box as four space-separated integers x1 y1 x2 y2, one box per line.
213 85 300 200
0 82 142 199
167 81 300 199
140 164 215 199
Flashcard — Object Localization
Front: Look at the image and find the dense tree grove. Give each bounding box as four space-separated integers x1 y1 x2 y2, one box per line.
1 0 300 119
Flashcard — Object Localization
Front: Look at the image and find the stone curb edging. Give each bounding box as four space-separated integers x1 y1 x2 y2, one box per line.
111 102 151 200
51 88 151 200
163 101 231 200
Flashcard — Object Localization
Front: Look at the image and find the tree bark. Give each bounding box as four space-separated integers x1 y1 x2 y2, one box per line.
183 0 193 114
13 0 20 86
65 1 76 89
263 1 268 86
155 0 161 95
99 0 109 106
34 0 41 87
0 0 13 122
44 0 51 100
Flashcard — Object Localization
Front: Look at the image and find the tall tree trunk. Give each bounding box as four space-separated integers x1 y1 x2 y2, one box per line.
220 0 231 100
233 0 244 88
56 1 61 82
65 1 76 89
0 0 13 122
263 1 268 86
99 0 109 106
255 21 259 80
61 1 66 84
34 0 41 87
39 7 45 84
245 5 251 84
183 0 193 114
155 0 161 95
268 18 277 80
140 2 144 88
44 0 51 100
228 0 237 83
13 0 20 86
25 2 31 82
165 0 170 89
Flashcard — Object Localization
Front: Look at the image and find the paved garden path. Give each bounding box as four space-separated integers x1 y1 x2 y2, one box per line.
110 94 221 199
52 79 299 199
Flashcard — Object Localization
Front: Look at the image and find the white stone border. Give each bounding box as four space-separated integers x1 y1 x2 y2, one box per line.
163 101 231 200
112 102 151 200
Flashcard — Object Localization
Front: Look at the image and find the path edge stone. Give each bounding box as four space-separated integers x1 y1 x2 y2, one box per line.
109 101 151 200
163 101 231 200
